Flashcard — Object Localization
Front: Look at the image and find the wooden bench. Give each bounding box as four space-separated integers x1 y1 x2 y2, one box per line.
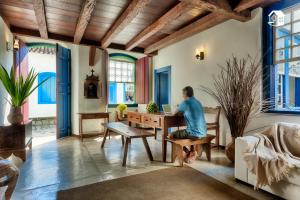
101 122 155 166
166 134 215 167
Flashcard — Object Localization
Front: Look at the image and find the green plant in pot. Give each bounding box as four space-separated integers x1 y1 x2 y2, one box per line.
200 55 263 162
116 103 127 119
0 64 47 124
146 102 158 113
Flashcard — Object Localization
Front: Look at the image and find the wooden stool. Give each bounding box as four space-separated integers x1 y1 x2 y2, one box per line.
166 134 215 166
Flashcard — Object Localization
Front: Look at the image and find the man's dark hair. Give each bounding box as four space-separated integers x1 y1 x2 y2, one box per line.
183 86 194 97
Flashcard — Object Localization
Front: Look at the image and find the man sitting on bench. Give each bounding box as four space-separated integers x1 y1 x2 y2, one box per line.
170 86 207 163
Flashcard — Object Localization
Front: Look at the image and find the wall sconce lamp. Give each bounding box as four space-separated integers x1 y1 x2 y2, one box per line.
13 39 20 50
195 49 204 60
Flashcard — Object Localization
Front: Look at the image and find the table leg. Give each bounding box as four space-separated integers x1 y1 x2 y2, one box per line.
121 135 125 145
162 125 168 162
205 142 211 161
101 128 109 148
122 138 130 166
79 116 83 142
142 137 153 161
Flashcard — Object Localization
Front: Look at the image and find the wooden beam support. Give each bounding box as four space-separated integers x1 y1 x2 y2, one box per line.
234 0 280 12
74 0 96 44
10 26 145 54
0 11 10 28
101 0 151 48
125 2 191 51
144 12 228 54
89 46 96 66
33 0 48 38
181 0 250 22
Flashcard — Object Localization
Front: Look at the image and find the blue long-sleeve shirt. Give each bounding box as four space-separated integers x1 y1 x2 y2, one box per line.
178 96 207 137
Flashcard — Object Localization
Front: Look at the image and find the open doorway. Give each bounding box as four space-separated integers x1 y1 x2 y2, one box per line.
27 43 56 140
26 43 71 143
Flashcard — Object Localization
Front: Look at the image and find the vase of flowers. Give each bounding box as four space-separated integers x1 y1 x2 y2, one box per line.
0 64 47 124
116 103 127 120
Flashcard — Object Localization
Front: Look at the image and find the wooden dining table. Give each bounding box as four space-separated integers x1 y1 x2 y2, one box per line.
127 111 185 162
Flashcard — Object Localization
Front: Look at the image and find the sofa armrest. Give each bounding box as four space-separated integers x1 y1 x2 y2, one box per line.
235 136 259 182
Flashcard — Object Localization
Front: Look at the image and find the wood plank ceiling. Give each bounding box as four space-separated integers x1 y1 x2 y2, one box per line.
0 0 280 54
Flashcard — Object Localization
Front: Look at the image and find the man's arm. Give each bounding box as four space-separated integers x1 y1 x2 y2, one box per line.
173 102 186 115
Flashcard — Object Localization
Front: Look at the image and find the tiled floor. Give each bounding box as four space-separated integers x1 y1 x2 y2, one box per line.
12 133 278 200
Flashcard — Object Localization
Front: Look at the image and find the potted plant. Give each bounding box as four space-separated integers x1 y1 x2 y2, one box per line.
0 64 47 124
146 102 158 113
116 103 127 120
201 55 263 162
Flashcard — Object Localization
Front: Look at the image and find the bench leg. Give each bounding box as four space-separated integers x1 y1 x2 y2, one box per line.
205 142 211 161
171 143 176 163
122 138 130 166
196 144 203 158
101 128 109 148
154 128 157 140
142 137 153 161
121 135 125 146
178 145 184 167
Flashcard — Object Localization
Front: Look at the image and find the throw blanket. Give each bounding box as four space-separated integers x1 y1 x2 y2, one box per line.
244 123 300 189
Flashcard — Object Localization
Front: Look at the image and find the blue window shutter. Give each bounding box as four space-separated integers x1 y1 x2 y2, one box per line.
109 82 117 104
38 72 56 104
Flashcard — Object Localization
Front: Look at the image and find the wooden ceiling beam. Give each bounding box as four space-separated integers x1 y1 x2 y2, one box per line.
101 0 151 48
125 2 191 51
10 26 145 54
234 0 280 12
144 12 228 54
180 0 250 22
33 0 48 38
74 0 96 44
0 10 10 28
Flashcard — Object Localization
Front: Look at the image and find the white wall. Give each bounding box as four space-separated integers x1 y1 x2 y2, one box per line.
28 52 56 118
153 8 300 145
0 17 13 125
71 45 107 135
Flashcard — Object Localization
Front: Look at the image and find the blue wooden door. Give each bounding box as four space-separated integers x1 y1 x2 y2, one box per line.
154 66 171 111
56 44 71 138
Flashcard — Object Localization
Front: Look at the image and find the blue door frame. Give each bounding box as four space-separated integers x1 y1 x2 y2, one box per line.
154 66 171 111
56 44 71 138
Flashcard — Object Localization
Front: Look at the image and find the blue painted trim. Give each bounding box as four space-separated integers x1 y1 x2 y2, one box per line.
26 42 56 48
109 53 137 62
154 66 171 109
263 0 300 113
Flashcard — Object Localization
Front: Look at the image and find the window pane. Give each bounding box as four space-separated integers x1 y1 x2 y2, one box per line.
275 48 291 61
292 33 300 45
287 61 300 108
274 61 300 110
108 58 135 104
276 37 291 49
293 21 300 33
292 46 300 58
293 9 300 21
285 12 291 24
276 25 291 38
124 83 135 104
